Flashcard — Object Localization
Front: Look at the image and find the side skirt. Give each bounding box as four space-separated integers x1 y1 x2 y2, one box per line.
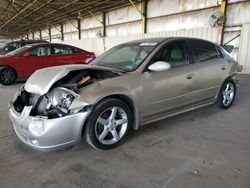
141 100 215 126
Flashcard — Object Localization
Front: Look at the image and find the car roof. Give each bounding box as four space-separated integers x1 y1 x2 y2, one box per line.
124 37 217 45
126 37 169 44
27 43 85 51
28 43 71 47
12 40 48 43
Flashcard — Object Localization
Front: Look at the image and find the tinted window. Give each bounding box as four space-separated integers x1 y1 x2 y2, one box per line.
191 40 220 62
153 40 188 67
21 42 29 47
6 42 18 51
28 46 51 56
52 45 76 55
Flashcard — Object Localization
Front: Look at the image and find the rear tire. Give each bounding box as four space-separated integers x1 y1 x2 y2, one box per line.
0 67 17 86
84 98 132 150
217 79 236 109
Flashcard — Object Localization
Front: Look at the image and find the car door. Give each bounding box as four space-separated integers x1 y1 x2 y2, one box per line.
189 39 228 104
49 45 77 65
22 45 51 77
142 39 196 120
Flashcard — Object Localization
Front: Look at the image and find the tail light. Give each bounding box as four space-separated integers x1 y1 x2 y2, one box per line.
85 52 96 64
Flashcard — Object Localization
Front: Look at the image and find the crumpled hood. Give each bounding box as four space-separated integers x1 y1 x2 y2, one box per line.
24 64 121 95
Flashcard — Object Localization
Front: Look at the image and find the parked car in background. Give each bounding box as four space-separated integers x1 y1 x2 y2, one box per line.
9 37 242 151
0 40 48 55
0 43 96 85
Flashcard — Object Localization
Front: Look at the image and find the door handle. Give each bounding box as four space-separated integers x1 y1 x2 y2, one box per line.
187 73 195 80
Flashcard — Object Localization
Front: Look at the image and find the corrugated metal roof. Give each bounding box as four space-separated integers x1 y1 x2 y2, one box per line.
0 0 141 37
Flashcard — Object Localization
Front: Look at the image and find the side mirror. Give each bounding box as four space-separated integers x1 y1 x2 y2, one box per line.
148 61 171 72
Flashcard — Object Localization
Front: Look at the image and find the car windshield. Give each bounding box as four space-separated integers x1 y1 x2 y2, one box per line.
92 42 158 72
6 45 32 56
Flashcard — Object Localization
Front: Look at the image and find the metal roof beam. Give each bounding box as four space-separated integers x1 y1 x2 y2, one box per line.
0 0 39 29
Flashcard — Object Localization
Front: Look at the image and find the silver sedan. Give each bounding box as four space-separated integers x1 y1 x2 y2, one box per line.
9 37 242 151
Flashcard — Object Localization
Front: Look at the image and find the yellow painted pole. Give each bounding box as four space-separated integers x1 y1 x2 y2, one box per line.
89 11 105 37
219 0 227 45
89 11 103 25
220 0 226 14
128 0 145 37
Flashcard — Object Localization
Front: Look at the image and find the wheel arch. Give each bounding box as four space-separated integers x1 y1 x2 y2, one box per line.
104 94 139 130
216 74 237 99
0 65 18 79
81 94 140 138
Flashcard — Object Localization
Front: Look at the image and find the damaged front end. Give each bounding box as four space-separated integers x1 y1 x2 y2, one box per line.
13 86 91 120
9 65 121 151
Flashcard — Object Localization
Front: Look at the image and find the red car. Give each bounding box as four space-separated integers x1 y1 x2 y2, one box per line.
0 43 96 85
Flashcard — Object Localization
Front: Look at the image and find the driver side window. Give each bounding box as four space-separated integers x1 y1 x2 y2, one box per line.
153 40 188 67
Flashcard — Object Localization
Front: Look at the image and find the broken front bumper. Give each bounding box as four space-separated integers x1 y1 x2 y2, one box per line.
8 102 90 151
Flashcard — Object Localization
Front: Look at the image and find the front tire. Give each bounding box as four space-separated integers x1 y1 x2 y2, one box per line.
217 79 236 109
85 98 132 150
0 67 17 86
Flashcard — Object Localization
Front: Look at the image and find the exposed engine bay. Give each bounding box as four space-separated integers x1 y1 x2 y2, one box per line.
13 69 120 119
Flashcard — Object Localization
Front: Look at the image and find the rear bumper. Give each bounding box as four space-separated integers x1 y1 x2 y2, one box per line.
9 102 90 151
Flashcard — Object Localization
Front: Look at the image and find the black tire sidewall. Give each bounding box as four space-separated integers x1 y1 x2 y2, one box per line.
85 98 132 150
217 79 236 109
0 67 16 86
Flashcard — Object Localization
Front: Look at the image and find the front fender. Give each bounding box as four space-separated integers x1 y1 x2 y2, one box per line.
77 75 143 130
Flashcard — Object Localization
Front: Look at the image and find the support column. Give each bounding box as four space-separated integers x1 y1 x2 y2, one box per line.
61 24 64 41
129 0 146 35
220 0 228 45
49 28 51 42
77 19 81 40
39 30 42 40
142 0 148 34
102 12 106 37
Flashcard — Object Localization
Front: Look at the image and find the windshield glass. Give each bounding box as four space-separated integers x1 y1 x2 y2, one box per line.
6 45 31 56
92 42 158 71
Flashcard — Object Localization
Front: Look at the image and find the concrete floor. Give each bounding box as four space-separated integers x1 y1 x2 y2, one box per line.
0 75 250 188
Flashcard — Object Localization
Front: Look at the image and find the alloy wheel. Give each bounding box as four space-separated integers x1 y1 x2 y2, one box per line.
0 69 15 85
222 82 235 107
95 107 128 145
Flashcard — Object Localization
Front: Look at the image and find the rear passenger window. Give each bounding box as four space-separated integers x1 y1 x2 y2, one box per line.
192 40 220 62
52 46 74 55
